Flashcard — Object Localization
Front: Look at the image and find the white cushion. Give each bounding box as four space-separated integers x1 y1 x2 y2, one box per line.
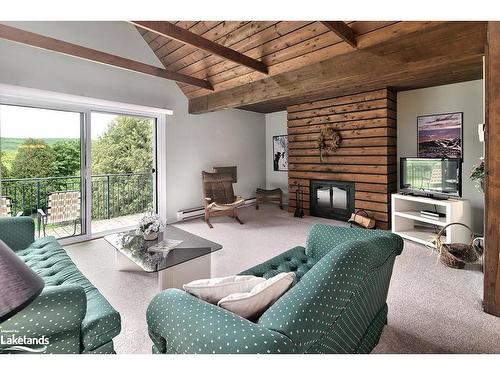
217 272 295 320
183 275 265 304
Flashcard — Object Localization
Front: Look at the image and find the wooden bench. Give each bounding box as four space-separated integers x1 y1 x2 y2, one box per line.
256 188 283 210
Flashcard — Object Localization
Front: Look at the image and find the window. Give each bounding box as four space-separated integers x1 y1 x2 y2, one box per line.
0 104 85 239
0 85 170 244
90 112 157 234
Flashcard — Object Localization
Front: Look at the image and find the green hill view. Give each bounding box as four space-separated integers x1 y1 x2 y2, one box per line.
1 138 79 175
1 137 77 152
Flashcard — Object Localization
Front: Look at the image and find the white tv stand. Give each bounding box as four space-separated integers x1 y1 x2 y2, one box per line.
391 193 471 247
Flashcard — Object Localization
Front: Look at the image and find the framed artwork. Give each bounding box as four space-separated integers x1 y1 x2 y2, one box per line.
417 112 463 159
273 135 288 171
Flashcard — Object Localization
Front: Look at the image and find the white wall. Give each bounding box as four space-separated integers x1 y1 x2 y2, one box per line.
265 111 288 201
0 21 266 222
397 80 484 234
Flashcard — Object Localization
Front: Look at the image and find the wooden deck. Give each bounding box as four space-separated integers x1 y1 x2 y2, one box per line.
38 213 144 239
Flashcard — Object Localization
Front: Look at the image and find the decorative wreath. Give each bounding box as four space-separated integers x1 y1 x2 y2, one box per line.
318 127 341 162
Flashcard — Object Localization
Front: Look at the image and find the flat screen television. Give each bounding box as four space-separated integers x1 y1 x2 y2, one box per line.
400 157 462 198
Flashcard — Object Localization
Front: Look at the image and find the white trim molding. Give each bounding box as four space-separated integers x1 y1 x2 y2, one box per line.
0 83 173 116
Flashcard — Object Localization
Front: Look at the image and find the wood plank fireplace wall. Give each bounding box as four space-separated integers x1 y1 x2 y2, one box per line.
287 88 397 230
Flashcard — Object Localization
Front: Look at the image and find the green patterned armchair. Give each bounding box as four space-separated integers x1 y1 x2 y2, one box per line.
0 217 121 354
146 224 404 354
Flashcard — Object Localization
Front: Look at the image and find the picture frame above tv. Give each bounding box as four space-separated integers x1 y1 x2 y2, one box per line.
417 112 463 159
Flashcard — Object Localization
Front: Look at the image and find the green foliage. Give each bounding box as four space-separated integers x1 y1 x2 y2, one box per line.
1 137 74 152
11 138 55 178
2 117 154 221
1 151 15 173
51 140 81 177
91 174 153 220
90 116 154 220
0 152 9 178
92 116 153 174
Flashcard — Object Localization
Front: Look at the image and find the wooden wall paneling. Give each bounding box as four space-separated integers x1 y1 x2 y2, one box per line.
356 182 398 194
484 21 500 317
289 155 397 165
287 88 397 229
288 146 397 157
288 118 397 134
286 98 395 120
288 171 396 184
288 164 396 174
288 128 397 142
289 137 396 149
355 191 389 203
287 88 396 112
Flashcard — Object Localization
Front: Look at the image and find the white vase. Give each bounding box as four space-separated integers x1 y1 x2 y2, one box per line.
143 231 158 241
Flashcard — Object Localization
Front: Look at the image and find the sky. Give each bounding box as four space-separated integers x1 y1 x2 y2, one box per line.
0 105 128 140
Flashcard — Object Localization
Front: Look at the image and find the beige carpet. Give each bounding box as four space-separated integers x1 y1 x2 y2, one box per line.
66 205 500 354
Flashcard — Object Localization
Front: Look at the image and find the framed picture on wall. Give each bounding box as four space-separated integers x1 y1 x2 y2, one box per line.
273 135 288 171
417 112 463 159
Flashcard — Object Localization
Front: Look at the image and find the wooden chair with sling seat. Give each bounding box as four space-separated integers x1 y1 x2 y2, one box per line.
202 171 245 229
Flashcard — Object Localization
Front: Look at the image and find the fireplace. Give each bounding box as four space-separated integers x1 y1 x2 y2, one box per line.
310 180 355 221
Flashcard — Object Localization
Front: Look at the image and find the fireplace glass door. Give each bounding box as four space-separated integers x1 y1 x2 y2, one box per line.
310 180 355 221
317 186 348 210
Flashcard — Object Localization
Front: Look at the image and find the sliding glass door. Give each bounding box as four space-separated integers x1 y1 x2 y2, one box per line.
0 104 86 240
89 112 157 235
0 105 158 241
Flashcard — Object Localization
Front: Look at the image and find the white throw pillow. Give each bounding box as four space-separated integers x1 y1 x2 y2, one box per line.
217 272 295 320
183 275 265 304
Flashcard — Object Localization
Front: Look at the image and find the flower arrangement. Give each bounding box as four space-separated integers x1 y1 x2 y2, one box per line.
137 211 165 240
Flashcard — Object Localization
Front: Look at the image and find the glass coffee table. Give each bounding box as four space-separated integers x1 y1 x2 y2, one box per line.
104 225 222 290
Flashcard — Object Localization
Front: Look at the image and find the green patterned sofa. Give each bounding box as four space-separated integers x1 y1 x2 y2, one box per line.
146 224 404 354
0 217 121 354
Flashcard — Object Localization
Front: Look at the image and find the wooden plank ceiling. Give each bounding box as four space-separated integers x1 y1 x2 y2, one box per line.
136 21 487 114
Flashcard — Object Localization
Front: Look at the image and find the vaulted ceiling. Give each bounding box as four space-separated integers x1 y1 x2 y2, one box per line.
136 21 397 97
135 21 487 114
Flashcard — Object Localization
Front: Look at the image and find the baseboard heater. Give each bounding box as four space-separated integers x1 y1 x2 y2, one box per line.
176 197 256 221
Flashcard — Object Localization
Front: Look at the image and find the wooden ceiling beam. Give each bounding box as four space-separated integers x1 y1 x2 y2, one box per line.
238 60 482 113
0 23 213 91
188 21 486 114
321 21 357 48
131 21 269 75
189 52 483 114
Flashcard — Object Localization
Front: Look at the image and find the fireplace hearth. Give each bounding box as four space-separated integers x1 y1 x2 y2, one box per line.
310 180 355 221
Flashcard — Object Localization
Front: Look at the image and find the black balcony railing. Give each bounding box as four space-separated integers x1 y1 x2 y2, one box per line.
1 173 154 220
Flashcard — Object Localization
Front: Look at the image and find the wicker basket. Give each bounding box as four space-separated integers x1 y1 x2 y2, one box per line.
433 223 481 269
